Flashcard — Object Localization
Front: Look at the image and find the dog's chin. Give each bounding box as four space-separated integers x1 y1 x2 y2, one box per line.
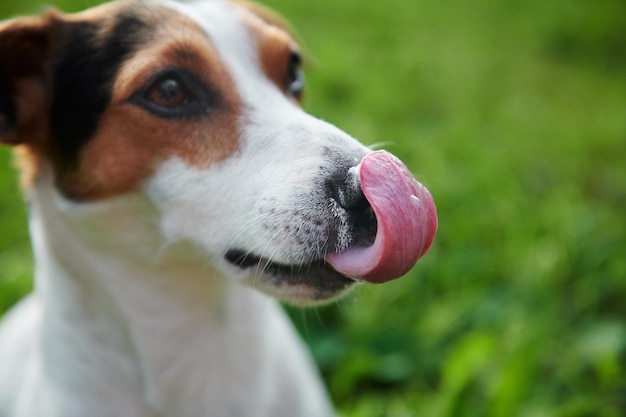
225 250 357 306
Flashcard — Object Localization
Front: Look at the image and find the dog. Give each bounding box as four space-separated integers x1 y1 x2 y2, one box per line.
0 1 438 416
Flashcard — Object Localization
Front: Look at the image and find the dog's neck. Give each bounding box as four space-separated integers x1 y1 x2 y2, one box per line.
26 172 307 417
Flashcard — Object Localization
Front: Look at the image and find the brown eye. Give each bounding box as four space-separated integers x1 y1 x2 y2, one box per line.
146 77 188 108
130 68 218 119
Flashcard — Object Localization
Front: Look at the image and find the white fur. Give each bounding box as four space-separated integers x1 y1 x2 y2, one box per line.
0 1 373 416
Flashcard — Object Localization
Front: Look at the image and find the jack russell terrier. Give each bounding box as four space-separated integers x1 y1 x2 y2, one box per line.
0 0 437 416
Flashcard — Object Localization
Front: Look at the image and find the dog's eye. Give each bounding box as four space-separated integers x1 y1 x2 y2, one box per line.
130 68 219 119
146 76 188 108
286 52 304 99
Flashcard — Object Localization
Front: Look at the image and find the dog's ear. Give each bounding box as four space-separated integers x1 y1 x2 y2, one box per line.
0 13 56 146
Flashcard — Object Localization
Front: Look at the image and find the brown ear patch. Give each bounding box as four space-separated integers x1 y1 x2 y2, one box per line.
232 1 304 102
0 13 55 146
232 0 300 42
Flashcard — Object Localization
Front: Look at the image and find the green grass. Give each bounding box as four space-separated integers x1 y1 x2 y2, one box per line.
2 0 625 416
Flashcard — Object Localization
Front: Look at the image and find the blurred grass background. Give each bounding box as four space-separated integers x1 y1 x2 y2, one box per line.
1 0 625 416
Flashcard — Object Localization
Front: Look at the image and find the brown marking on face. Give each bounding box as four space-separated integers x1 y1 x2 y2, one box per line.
2 3 242 200
59 6 242 200
232 1 303 102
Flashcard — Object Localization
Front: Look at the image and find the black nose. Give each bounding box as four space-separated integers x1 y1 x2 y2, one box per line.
326 168 377 247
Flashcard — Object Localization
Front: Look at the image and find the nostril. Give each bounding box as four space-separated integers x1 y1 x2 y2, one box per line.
352 204 377 247
326 169 363 210
326 171 377 247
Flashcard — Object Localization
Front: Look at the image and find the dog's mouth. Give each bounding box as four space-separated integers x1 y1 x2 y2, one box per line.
223 151 438 304
224 249 356 303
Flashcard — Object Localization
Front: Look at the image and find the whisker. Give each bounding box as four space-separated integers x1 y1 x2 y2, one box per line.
254 229 283 280
368 141 394 150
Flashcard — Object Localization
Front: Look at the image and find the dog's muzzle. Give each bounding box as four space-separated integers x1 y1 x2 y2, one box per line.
225 150 437 293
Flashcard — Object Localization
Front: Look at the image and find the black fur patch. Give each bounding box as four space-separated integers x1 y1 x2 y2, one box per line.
50 11 151 166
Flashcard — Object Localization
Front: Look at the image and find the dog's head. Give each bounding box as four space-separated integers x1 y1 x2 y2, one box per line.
0 0 437 305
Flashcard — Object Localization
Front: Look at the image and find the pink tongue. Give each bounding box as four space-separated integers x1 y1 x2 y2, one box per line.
325 150 437 283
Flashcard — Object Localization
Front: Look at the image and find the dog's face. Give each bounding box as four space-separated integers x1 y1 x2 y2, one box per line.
0 0 437 304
